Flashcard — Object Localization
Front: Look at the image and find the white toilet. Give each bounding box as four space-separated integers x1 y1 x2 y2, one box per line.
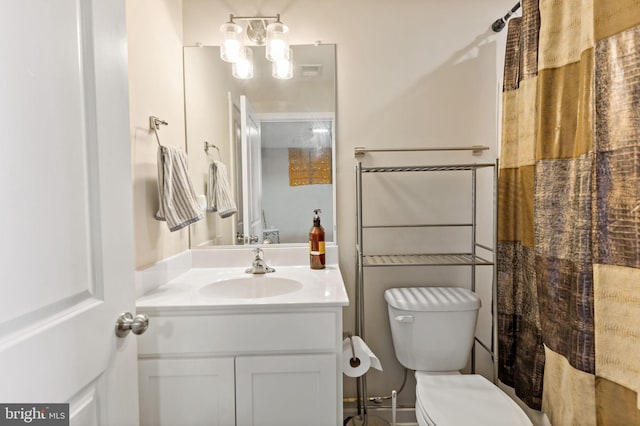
385 286 532 426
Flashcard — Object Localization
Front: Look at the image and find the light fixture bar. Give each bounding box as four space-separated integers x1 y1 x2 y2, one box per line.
229 14 280 22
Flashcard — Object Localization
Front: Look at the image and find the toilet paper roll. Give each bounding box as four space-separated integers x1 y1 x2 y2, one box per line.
342 336 383 377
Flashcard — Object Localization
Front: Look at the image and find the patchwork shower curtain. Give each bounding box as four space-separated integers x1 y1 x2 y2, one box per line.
497 1 640 425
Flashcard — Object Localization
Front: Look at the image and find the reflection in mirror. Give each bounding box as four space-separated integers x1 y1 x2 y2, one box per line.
261 118 334 244
184 44 336 247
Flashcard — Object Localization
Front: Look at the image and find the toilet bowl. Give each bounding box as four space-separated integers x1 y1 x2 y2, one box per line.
384 287 532 426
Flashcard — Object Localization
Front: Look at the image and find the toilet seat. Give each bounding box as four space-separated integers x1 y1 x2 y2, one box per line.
415 373 532 426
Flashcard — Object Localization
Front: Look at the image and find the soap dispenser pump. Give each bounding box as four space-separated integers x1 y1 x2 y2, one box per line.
309 209 325 269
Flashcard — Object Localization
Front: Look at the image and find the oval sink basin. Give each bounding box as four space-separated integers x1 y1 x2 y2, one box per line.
199 276 304 299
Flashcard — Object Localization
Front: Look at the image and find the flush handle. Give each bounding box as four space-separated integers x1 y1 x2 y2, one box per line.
115 312 149 337
394 315 414 323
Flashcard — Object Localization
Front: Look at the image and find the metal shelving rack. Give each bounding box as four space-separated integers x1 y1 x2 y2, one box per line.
353 148 498 419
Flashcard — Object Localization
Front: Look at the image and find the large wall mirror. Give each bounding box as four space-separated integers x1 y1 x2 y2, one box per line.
184 44 336 247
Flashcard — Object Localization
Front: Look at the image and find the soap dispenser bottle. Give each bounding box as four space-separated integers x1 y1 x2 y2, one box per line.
309 209 325 269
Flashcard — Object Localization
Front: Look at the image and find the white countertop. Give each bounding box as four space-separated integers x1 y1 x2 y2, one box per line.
136 264 349 310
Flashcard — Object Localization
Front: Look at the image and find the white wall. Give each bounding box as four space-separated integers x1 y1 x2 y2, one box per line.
127 0 190 268
182 0 512 408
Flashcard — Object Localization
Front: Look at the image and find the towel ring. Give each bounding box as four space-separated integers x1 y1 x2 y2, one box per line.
204 141 221 160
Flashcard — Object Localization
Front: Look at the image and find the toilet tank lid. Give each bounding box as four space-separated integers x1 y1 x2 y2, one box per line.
384 287 481 312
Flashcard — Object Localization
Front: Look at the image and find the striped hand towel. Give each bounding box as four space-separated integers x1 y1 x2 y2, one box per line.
155 145 203 231
207 160 237 218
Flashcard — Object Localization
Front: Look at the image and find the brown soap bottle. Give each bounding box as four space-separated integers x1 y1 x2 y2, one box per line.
309 209 326 269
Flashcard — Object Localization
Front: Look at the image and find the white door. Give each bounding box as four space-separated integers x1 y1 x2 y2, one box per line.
240 96 263 243
0 1 139 425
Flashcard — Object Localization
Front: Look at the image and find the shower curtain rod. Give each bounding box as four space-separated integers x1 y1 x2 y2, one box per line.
491 2 521 32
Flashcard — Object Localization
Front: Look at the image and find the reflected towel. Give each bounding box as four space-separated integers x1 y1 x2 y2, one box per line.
155 145 203 231
207 160 237 218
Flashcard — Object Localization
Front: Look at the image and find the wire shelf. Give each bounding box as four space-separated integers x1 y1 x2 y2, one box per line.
362 253 494 267
354 156 499 407
360 163 496 173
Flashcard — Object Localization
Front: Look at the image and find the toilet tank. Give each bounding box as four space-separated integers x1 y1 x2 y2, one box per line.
384 287 481 372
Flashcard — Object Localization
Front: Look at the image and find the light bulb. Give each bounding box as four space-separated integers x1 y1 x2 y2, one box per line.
265 22 290 62
268 39 287 61
232 47 254 79
272 52 293 80
220 22 244 63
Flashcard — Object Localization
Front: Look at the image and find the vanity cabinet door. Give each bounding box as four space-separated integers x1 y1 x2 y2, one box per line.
138 357 235 426
235 354 337 426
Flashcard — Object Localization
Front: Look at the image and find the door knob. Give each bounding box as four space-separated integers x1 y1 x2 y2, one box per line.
115 312 149 337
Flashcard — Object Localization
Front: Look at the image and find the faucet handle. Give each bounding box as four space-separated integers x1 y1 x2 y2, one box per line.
252 247 263 259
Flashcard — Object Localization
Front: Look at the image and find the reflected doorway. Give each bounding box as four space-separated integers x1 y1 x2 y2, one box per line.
259 116 335 244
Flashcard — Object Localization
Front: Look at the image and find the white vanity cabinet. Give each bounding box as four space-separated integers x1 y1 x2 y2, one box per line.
136 306 343 426
235 353 337 425
138 356 236 426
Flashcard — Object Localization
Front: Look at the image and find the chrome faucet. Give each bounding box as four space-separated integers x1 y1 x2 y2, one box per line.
245 248 275 274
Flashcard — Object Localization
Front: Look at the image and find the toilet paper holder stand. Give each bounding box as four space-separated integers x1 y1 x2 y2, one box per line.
343 333 394 426
346 334 361 368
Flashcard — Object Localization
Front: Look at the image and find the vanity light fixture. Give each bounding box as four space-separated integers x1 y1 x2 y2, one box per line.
220 14 292 80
